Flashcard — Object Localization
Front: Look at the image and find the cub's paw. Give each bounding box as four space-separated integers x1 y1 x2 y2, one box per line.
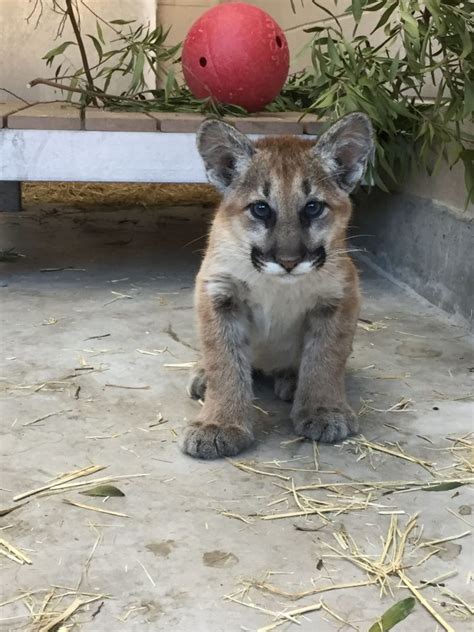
292 406 358 443
274 372 297 402
187 367 207 400
181 422 254 459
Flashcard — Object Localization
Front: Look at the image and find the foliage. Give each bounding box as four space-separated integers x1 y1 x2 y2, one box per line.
368 597 416 632
30 0 248 115
282 0 473 201
30 0 474 201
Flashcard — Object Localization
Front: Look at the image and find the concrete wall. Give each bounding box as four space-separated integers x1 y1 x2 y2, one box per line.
0 0 156 102
352 164 474 327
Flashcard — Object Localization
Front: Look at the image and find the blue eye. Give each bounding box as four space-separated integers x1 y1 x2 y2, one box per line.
303 200 325 219
250 201 272 221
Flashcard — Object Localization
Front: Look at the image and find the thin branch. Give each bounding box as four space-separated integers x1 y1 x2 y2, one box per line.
26 0 43 28
79 0 120 35
28 77 140 104
0 89 30 105
64 0 98 105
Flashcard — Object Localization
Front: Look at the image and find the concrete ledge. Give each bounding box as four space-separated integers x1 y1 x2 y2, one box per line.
352 189 473 327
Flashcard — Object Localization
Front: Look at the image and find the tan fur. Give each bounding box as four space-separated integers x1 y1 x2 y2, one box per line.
182 114 373 459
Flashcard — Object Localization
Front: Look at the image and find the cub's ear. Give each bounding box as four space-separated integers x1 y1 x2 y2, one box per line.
197 119 255 192
313 112 374 192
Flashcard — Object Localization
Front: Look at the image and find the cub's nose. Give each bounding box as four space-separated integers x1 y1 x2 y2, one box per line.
276 257 301 272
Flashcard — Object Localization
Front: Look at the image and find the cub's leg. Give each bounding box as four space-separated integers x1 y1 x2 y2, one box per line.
188 363 207 400
273 369 297 402
182 280 254 459
291 287 360 443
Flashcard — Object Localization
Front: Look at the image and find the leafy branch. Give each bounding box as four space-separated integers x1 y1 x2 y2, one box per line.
28 0 474 202
30 0 182 107
285 0 474 203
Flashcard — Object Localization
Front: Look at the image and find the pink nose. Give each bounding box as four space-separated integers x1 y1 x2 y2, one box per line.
277 258 300 272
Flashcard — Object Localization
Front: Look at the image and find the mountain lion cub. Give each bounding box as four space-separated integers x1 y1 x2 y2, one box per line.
183 113 374 459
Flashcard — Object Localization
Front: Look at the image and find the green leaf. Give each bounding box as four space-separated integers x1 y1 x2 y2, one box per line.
165 68 176 102
371 2 397 33
131 47 145 91
304 25 325 34
400 10 419 41
460 26 473 59
327 35 339 66
422 481 465 492
87 34 103 61
372 169 390 192
387 54 400 83
80 485 125 497
66 73 80 103
462 151 474 208
96 20 105 45
42 41 76 65
368 598 416 632
352 0 362 23
109 19 136 25
462 76 474 118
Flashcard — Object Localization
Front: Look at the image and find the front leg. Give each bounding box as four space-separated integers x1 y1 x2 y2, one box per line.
182 276 254 459
292 287 360 444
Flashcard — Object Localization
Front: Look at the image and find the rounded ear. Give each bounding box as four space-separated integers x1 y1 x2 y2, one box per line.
197 119 255 192
313 113 374 192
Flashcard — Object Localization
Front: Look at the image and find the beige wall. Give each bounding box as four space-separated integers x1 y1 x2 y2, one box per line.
0 0 156 102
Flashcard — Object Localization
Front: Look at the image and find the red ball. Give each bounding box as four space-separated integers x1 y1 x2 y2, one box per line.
182 3 289 113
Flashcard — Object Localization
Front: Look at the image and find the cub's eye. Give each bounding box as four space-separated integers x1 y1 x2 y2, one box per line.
250 200 272 221
302 200 325 219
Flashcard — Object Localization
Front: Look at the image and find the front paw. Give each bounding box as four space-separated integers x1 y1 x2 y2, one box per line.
292 406 358 443
182 422 254 459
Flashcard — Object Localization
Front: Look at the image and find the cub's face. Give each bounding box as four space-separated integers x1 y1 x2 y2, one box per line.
197 114 374 279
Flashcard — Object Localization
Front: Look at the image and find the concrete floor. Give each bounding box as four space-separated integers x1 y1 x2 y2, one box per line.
0 206 472 631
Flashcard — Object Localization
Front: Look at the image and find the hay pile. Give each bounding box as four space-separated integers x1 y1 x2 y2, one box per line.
22 182 219 210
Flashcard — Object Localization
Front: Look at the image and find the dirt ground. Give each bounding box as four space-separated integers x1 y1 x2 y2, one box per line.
0 204 472 631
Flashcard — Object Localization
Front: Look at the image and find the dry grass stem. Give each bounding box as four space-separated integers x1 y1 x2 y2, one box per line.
348 438 433 469
23 408 73 427
163 362 197 369
38 595 104 632
0 538 32 565
226 594 322 631
398 571 455 632
63 499 130 517
104 383 150 389
323 515 418 595
220 511 255 524
321 601 358 630
418 531 471 548
137 560 156 587
243 578 375 601
439 587 474 616
35 473 149 497
13 465 106 501
230 461 290 482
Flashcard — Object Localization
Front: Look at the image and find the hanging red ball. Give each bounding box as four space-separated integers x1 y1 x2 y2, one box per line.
182 3 289 113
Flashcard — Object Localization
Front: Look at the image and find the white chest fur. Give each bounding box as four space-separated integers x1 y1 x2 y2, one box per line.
246 271 343 372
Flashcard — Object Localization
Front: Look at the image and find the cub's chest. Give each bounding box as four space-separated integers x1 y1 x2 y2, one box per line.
246 277 321 338
245 278 320 371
